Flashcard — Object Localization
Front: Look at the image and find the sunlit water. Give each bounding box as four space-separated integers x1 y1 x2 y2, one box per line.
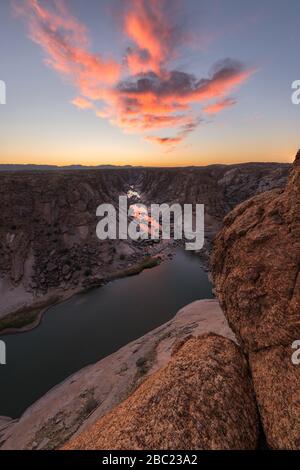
127 187 160 236
127 186 141 199
0 249 213 418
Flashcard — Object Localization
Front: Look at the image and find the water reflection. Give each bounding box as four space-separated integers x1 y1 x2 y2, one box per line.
0 249 212 418
127 186 141 199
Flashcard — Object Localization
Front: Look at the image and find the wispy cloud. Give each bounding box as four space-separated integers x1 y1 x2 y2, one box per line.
203 97 237 114
123 0 184 75
13 0 256 148
145 117 203 148
71 96 94 110
13 0 121 99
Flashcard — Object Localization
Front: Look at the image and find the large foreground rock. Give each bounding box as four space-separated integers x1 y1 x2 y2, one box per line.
211 151 300 449
212 153 300 353
250 346 300 449
64 334 259 450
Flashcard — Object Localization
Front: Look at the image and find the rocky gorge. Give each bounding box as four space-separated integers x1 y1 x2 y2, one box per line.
0 155 298 450
0 162 289 331
64 151 299 451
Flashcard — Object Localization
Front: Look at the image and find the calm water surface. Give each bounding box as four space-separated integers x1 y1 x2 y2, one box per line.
0 249 212 418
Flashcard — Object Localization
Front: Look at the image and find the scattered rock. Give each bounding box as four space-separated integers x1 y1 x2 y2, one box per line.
37 437 50 450
62 264 71 275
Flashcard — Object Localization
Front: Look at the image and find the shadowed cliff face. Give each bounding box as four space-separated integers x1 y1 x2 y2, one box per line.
0 170 138 320
0 162 290 319
0 170 127 285
139 163 290 257
140 163 289 210
211 152 300 449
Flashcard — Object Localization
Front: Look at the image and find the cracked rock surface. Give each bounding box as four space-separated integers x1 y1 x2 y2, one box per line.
64 334 258 450
211 151 300 449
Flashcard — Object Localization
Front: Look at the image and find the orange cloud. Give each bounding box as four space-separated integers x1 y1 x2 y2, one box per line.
14 0 256 149
203 97 237 114
124 0 180 75
13 0 120 98
112 63 254 141
117 64 254 106
71 96 94 110
145 117 203 147
145 135 182 146
114 113 195 133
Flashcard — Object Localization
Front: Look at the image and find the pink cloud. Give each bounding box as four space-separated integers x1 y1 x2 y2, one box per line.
145 135 183 146
145 117 203 148
71 96 94 110
13 0 256 148
13 0 121 97
203 97 237 114
124 0 182 75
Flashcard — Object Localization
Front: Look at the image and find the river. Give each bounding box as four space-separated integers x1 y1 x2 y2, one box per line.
0 249 212 418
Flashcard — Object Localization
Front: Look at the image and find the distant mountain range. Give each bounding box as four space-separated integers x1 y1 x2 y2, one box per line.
0 164 137 171
0 162 290 172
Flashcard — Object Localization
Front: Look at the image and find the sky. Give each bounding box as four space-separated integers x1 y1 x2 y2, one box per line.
0 0 299 167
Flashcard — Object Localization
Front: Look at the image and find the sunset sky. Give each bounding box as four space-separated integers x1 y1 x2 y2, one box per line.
0 0 299 166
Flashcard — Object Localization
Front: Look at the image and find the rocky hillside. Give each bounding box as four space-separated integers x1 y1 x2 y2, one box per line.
0 169 148 324
211 151 300 449
0 162 289 324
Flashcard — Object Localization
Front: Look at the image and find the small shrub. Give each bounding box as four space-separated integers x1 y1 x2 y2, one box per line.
83 398 98 415
136 357 148 375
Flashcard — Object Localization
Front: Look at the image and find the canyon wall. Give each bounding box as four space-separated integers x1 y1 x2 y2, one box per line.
0 162 289 321
0 169 139 320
